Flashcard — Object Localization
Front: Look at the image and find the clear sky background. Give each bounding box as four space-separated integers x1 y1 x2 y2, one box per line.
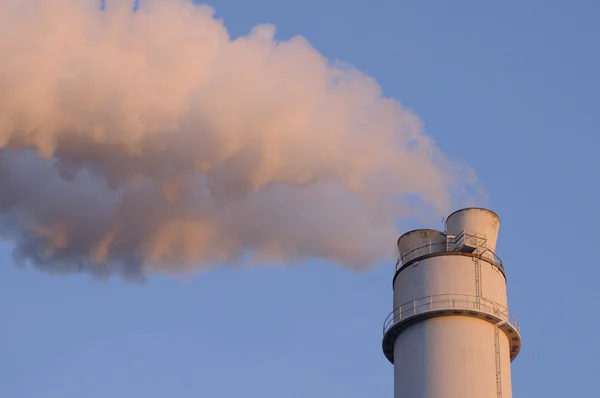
1 0 598 397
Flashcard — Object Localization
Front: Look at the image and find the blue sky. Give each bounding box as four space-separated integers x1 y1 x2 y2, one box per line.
1 0 599 397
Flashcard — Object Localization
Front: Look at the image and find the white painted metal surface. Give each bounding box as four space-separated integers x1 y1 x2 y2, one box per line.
392 317 513 398
393 255 507 311
383 208 520 398
397 229 446 265
446 208 500 262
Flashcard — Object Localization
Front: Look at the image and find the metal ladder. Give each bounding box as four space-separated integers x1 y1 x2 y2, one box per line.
494 320 505 398
472 235 486 309
472 234 502 397
473 256 482 308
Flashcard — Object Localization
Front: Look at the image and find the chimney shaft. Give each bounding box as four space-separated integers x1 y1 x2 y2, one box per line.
382 208 521 398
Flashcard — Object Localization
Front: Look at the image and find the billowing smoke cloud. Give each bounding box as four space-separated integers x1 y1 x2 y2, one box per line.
0 0 480 280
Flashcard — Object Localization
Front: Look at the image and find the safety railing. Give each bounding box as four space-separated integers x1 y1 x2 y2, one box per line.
382 293 520 336
452 230 486 251
398 241 449 267
396 230 503 271
454 230 503 267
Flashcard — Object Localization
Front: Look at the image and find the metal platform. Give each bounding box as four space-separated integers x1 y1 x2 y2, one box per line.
382 293 522 364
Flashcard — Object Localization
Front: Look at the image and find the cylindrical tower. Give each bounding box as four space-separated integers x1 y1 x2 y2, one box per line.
382 208 521 398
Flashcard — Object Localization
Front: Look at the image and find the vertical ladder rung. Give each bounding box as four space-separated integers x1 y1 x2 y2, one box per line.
494 325 502 398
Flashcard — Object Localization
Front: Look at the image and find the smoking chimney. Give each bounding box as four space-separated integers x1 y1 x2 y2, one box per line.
382 208 521 398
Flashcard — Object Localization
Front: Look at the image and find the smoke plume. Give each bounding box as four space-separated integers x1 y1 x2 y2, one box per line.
0 0 479 280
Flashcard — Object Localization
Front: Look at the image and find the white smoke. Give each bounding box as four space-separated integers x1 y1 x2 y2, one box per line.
0 0 480 280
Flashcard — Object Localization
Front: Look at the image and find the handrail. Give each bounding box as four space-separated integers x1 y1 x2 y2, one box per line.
396 230 503 271
382 293 520 336
399 242 448 264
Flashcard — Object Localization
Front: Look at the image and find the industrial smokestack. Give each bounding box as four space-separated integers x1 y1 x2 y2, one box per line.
382 208 521 398
0 0 481 279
